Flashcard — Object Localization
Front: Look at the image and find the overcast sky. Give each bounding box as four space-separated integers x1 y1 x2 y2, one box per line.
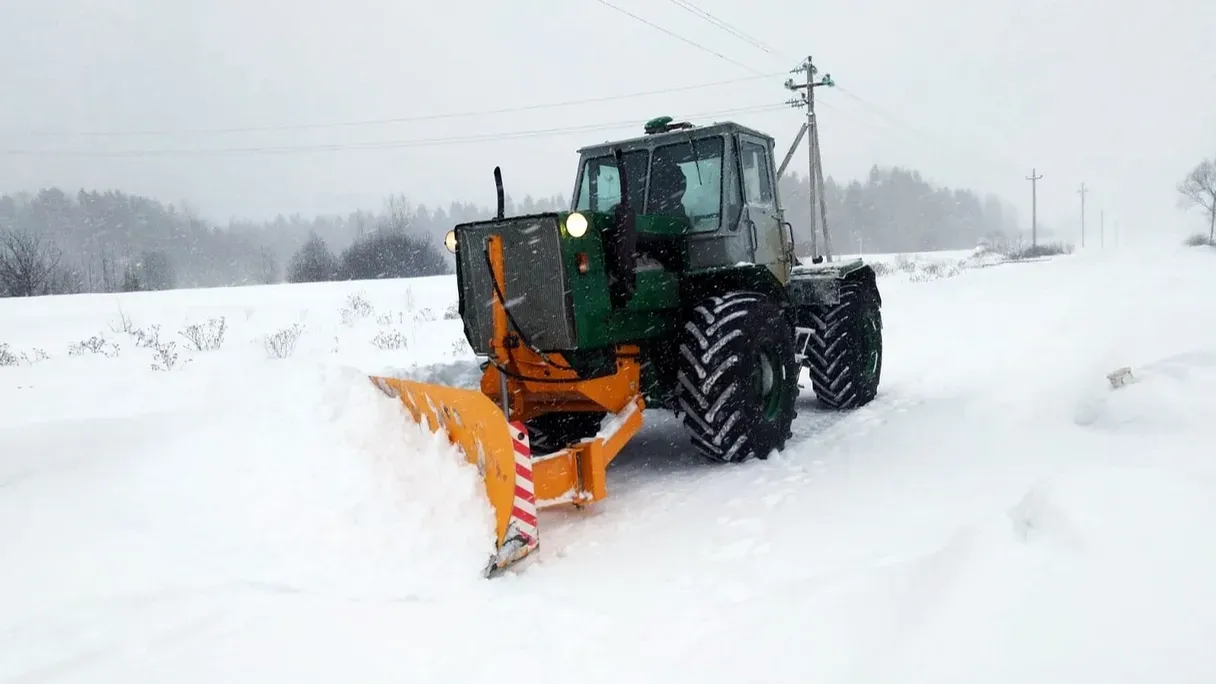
2 0 1213 243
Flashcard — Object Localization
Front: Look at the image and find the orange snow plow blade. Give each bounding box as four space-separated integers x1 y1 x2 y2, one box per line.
368 374 647 577
368 376 539 577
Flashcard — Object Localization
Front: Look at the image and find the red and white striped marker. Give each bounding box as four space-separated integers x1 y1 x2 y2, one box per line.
507 420 538 546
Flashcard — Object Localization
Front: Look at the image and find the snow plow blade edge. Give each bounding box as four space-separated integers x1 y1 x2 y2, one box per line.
368 376 539 577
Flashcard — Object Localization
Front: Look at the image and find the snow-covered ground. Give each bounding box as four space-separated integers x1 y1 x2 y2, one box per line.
3 244 1216 683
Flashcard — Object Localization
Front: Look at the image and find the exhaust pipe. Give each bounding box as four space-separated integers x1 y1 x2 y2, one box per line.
494 166 505 219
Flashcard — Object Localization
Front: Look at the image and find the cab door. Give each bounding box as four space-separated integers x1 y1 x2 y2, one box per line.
737 132 791 283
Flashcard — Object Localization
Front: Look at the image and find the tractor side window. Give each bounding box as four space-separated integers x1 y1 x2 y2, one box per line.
648 136 724 232
574 151 648 214
740 140 774 207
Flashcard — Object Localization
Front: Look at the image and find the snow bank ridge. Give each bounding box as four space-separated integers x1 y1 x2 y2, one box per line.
1073 350 1216 434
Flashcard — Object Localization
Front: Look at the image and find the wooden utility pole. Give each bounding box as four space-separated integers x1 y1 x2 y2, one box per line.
1077 182 1088 247
1026 169 1043 247
784 56 836 262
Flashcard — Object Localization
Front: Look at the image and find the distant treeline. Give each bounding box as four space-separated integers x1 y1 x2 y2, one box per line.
779 165 1022 256
0 189 566 297
0 165 1027 298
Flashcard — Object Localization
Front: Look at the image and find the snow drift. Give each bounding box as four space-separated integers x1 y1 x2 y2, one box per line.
0 363 496 633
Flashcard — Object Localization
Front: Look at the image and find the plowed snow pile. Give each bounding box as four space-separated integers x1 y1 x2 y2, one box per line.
0 362 495 624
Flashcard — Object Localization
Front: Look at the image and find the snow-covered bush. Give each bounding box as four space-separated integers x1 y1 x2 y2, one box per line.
449 338 471 357
178 317 227 352
909 261 964 283
371 329 409 350
265 323 304 359
68 335 120 358
340 292 374 326
0 344 50 366
0 343 17 367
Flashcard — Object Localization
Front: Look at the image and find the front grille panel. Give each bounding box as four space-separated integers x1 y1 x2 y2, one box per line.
455 215 576 355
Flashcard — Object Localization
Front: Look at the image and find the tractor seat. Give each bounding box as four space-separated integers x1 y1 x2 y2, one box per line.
635 253 665 272
635 232 683 271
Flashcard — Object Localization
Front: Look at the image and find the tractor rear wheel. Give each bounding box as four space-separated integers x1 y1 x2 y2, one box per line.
801 278 883 409
524 411 605 455
675 291 799 463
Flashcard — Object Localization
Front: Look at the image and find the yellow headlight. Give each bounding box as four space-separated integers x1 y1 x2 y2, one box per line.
566 212 588 238
444 230 457 253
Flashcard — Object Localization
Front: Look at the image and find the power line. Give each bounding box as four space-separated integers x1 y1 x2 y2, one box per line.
830 85 1024 174
582 0 1034 190
662 0 793 60
798 77 1026 178
633 2 1006 171
590 0 764 74
6 72 783 138
3 103 787 158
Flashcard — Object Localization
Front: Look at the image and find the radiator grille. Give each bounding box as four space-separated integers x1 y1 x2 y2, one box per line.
455 215 576 355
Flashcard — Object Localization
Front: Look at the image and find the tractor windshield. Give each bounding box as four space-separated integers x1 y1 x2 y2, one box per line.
574 135 724 232
647 136 723 232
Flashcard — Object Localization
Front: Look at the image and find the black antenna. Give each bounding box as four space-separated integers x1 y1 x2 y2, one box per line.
493 166 505 219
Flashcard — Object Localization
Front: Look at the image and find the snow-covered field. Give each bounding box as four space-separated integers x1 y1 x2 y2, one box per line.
3 244 1216 683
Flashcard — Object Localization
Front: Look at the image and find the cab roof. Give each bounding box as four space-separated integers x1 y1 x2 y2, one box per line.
575 120 774 157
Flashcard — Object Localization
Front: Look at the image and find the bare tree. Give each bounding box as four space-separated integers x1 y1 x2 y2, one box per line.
0 229 63 297
99 251 118 293
383 194 413 233
257 247 278 284
1178 158 1216 245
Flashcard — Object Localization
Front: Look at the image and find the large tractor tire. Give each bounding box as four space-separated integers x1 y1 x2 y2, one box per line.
801 278 883 409
675 291 800 463
524 411 606 455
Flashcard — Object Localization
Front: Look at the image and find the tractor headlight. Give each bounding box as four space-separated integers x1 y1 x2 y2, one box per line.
565 212 588 238
444 230 457 253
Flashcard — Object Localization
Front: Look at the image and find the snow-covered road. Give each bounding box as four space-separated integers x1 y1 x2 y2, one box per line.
2 245 1215 683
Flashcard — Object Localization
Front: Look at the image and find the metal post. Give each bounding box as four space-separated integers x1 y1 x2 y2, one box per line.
805 57 820 261
1026 169 1042 247
776 122 808 181
1077 182 1087 248
811 120 833 261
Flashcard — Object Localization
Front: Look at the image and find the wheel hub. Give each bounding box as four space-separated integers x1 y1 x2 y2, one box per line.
755 346 782 421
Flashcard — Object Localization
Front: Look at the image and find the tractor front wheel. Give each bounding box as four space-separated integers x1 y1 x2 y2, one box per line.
675 291 799 463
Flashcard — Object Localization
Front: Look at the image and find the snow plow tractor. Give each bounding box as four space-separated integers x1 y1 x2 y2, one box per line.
369 117 883 576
